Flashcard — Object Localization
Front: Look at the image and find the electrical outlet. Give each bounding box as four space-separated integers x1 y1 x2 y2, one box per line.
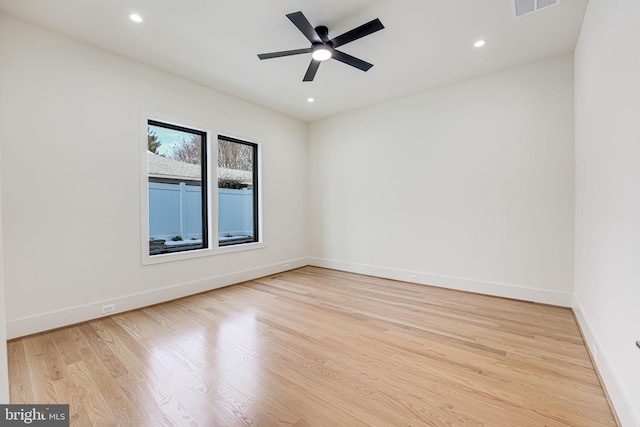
408 274 417 282
101 304 115 314
284 263 290 269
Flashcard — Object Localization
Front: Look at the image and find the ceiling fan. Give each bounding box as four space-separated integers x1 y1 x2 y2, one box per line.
257 11 385 82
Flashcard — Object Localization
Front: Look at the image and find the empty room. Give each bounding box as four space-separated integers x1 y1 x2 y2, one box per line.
0 0 638 425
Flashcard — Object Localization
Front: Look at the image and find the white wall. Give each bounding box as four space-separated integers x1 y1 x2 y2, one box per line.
574 0 640 425
309 55 575 306
0 14 309 338
0 287 7 403
0 145 9 402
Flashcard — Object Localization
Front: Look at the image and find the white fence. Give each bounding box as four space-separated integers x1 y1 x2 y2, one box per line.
218 187 254 239
149 182 253 242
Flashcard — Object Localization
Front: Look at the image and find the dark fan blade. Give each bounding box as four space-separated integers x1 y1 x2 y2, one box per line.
287 11 321 44
258 48 312 60
303 60 321 82
330 18 384 48
332 50 373 72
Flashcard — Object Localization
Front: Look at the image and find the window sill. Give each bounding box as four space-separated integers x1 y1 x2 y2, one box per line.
141 241 265 265
216 241 265 255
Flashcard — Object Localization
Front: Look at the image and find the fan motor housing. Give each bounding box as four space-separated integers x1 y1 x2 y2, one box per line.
315 26 330 42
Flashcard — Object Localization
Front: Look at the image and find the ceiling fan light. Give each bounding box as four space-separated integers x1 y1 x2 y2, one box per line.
312 47 332 61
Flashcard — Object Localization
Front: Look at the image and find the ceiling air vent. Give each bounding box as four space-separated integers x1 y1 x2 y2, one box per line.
513 0 561 18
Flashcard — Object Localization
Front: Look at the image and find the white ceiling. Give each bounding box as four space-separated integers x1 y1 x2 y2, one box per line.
0 0 588 122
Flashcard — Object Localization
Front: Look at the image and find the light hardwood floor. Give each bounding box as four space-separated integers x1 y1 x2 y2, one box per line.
8 267 617 426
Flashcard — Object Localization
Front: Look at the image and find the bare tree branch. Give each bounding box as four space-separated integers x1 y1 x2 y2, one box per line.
218 140 253 171
169 135 201 165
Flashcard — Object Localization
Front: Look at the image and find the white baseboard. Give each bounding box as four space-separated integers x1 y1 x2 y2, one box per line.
5 256 573 335
309 257 573 307
6 257 309 339
573 297 639 427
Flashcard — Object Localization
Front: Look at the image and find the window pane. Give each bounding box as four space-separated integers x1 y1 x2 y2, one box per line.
148 120 208 255
218 136 258 246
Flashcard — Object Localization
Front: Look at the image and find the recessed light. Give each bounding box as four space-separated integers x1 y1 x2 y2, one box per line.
129 13 143 23
474 40 486 48
307 98 315 103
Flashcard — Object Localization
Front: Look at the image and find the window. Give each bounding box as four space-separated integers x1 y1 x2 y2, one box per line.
218 135 258 246
142 117 262 262
147 120 208 255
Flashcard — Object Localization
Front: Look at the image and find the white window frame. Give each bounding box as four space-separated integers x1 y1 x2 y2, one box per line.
139 112 264 266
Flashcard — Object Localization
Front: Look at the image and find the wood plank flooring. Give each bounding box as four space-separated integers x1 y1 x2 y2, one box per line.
7 267 617 426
